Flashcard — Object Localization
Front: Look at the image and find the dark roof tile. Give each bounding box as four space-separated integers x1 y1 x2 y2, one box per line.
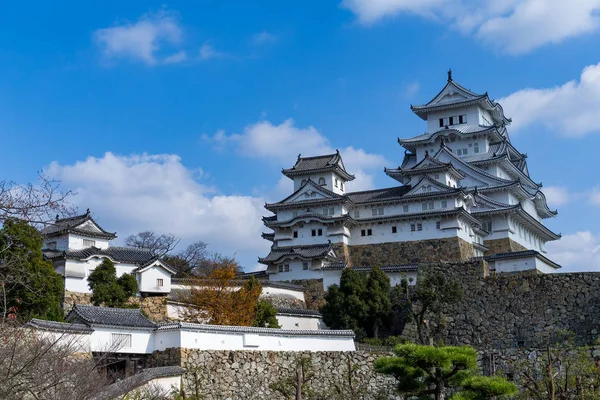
66 305 156 329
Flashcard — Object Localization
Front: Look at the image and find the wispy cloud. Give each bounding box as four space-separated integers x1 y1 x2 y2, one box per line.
198 42 227 61
94 10 184 65
341 0 600 55
499 62 600 137
251 31 279 45
163 50 187 64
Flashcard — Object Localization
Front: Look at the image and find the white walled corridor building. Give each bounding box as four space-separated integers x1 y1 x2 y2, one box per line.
260 71 561 285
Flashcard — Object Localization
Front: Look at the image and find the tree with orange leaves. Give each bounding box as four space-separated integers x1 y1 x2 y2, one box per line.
175 254 262 326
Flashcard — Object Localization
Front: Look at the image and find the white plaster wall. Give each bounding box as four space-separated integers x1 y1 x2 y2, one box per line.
154 328 182 349
90 327 154 354
349 219 456 245
68 233 110 250
491 256 547 274
261 286 305 301
155 328 355 352
62 258 139 293
277 314 321 330
33 330 91 353
138 265 171 294
292 172 348 195
425 106 481 134
269 261 325 282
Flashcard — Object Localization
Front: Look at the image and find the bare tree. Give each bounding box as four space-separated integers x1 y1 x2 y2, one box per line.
124 231 180 257
0 172 74 226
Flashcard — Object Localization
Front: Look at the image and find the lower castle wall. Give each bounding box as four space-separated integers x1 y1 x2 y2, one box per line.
63 291 169 322
483 238 528 256
149 349 399 400
419 261 600 349
346 237 474 267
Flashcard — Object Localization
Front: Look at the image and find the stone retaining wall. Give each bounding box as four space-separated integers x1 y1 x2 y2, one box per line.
150 349 399 400
347 237 473 267
419 261 600 349
483 238 527 256
290 279 327 310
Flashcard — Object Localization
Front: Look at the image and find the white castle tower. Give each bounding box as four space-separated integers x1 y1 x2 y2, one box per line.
260 71 561 286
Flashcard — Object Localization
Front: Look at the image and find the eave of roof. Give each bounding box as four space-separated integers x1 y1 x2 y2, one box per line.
485 250 561 269
156 322 355 337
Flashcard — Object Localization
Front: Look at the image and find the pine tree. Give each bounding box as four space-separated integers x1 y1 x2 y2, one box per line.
320 268 368 337
0 219 64 321
375 343 517 400
253 300 280 328
365 266 391 338
88 258 138 307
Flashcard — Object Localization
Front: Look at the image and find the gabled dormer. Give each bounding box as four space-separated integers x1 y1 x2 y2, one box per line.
410 70 511 134
41 209 116 251
264 179 345 214
282 150 355 195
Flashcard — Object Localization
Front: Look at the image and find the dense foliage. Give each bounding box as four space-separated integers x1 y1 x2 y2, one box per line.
0 219 63 321
87 258 139 307
320 266 392 338
175 256 262 326
375 343 517 400
253 299 280 328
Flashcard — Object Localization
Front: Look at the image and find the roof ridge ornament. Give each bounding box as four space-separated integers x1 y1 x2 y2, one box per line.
447 68 453 82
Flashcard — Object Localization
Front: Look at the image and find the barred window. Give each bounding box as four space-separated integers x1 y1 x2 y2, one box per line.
83 239 96 247
111 333 132 349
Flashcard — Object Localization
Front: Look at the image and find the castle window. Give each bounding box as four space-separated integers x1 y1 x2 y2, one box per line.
449 116 454 125
112 333 132 349
318 177 326 185
46 241 57 250
441 200 448 208
422 202 434 211
403 205 409 212
417 223 423 231
303 262 309 270
439 118 444 128
354 210 360 218
474 143 480 153
410 224 416 232
334 178 339 187
458 114 465 124
156 278 163 287
318 229 323 236
323 207 334 216
367 229 372 236
311 229 316 237
293 231 298 238
392 226 397 233
83 239 96 247
340 182 344 191
278 265 284 272
284 264 290 272
436 221 441 229
372 207 384 216
361 229 366 237
483 220 493 232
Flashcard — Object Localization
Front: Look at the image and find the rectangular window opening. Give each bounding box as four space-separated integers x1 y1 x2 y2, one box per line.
111 333 132 349
83 239 96 247
302 262 308 270
392 226 397 234
410 224 416 232
417 223 423 231
318 229 323 236
156 278 163 287
361 229 366 237
293 231 298 238
367 229 372 236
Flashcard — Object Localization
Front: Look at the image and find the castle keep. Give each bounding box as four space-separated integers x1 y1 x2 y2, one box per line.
260 71 561 285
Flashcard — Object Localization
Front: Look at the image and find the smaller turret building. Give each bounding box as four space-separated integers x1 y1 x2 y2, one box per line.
260 72 561 286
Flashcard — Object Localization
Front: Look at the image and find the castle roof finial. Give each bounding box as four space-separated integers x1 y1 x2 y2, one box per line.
85 208 90 215
447 68 453 82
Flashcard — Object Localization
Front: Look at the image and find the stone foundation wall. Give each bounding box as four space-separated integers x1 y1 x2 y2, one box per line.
150 349 399 400
139 296 169 322
483 238 528 256
332 242 353 267
290 279 327 310
347 237 474 267
419 261 600 349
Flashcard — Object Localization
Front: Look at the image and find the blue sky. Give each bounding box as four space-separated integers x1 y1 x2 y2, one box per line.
2 0 600 271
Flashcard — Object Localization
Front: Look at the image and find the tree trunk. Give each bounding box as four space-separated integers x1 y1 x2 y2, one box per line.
373 320 379 339
434 380 445 400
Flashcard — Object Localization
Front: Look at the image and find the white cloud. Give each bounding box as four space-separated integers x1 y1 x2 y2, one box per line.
591 188 600 206
499 62 600 137
163 51 187 64
251 31 278 45
45 152 269 269
198 42 226 61
547 231 600 272
543 186 571 207
207 119 389 191
94 11 183 65
341 0 600 54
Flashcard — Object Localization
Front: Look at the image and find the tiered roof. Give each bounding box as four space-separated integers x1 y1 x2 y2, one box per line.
258 242 340 265
41 209 116 240
282 150 355 181
410 70 511 126
66 304 157 329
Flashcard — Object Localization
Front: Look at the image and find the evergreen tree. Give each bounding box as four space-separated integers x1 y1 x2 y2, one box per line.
320 268 368 337
365 266 391 338
0 219 64 321
253 300 280 328
88 258 138 307
375 343 517 400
